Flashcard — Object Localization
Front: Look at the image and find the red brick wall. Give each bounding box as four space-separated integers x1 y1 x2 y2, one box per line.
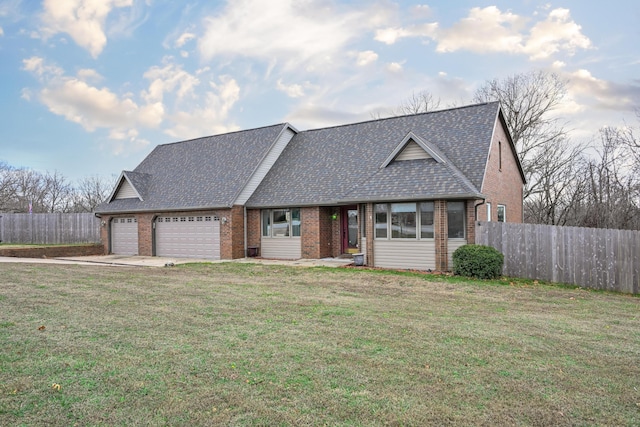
220 205 244 259
479 117 524 223
0 244 104 258
320 207 335 258
137 213 154 256
301 207 320 259
246 209 261 255
331 208 342 257
99 215 111 254
364 203 374 266
299 207 335 259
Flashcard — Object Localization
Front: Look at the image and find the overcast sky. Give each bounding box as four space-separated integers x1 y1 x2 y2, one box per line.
1 0 638 181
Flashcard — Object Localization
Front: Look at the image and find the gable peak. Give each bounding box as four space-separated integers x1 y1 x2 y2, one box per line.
381 132 445 168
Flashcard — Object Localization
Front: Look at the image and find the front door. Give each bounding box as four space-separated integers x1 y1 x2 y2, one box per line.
341 206 359 254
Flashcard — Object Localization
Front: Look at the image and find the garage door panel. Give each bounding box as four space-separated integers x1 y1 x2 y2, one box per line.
111 218 138 255
155 216 220 259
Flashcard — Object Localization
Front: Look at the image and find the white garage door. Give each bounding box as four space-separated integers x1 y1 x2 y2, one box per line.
155 215 220 259
111 217 138 255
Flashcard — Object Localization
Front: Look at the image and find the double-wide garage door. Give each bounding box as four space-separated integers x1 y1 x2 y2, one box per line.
111 218 138 255
155 215 220 259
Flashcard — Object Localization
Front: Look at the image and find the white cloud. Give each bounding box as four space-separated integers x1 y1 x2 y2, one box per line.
276 79 304 98
0 27 3 36
142 62 200 104
524 8 591 60
108 129 150 155
375 23 438 45
21 56 64 78
165 75 240 139
566 69 639 112
39 78 159 131
411 5 432 18
77 68 103 82
197 0 388 71
20 88 32 101
435 6 525 54
355 50 378 66
387 62 404 73
22 55 241 147
40 0 134 58
175 32 195 48
22 56 159 153
378 6 591 61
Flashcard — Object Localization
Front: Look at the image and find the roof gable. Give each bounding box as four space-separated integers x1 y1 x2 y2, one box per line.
114 179 138 200
107 171 148 202
381 132 445 167
248 102 501 207
97 124 293 214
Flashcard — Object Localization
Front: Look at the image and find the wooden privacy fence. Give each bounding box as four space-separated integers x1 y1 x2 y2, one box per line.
0 213 101 244
476 221 640 294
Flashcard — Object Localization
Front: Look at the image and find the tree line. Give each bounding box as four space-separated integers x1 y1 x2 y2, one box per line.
386 70 640 231
0 162 114 214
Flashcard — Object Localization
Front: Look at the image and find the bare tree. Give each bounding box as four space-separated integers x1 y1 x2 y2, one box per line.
577 127 640 230
12 168 48 213
473 70 571 202
524 140 586 225
371 89 443 119
0 162 18 212
71 175 115 212
392 90 442 115
43 171 73 213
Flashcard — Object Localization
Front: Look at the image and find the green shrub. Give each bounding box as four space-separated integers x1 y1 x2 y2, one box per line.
452 244 504 279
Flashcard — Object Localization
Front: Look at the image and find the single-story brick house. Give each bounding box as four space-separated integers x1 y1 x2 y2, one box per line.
95 101 525 271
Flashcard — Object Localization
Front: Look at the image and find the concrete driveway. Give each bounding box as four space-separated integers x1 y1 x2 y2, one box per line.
0 254 354 268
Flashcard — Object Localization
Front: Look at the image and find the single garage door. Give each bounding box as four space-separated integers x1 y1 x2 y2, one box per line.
155 215 220 259
111 217 138 255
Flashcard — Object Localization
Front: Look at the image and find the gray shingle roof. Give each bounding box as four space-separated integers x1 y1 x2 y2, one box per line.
246 102 500 207
97 102 508 214
95 123 290 214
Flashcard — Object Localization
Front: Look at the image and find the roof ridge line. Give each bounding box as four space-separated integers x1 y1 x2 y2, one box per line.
299 101 500 134
157 123 291 147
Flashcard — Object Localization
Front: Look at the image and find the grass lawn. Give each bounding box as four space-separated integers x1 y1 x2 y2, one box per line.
0 262 638 426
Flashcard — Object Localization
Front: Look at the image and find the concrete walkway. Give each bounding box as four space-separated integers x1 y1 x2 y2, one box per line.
0 254 354 268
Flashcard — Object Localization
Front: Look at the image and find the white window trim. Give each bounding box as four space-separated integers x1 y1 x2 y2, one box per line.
497 204 506 222
487 202 492 222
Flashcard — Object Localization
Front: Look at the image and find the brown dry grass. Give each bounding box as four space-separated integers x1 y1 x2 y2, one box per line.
0 262 638 426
